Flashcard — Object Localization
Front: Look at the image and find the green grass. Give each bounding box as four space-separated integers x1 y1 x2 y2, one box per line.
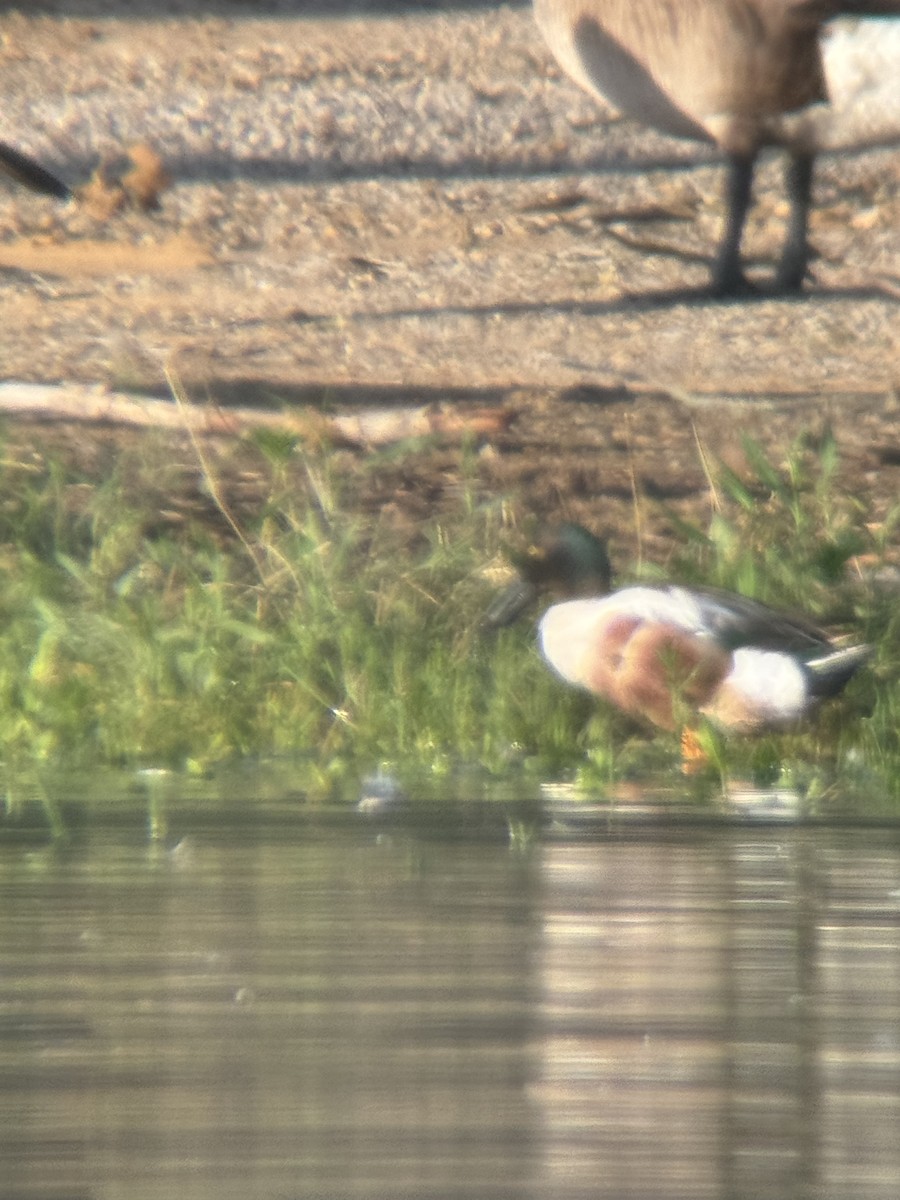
0 425 591 800
0 422 898 813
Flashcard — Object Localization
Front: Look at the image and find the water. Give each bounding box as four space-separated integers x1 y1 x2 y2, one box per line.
2 792 899 1200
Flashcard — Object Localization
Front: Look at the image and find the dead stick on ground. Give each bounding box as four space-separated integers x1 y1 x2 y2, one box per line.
0 381 515 448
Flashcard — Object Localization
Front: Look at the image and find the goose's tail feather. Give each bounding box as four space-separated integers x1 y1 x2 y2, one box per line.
0 142 69 200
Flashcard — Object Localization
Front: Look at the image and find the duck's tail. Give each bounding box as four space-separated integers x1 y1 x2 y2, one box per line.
804 643 873 699
0 141 70 200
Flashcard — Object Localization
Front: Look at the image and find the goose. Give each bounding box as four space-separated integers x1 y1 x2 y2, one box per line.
533 0 900 294
486 523 871 734
0 141 69 200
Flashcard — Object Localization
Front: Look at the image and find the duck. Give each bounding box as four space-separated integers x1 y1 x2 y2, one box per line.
533 0 900 294
486 523 871 733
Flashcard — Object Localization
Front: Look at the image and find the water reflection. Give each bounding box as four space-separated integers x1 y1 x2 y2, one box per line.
1 799 899 1199
536 830 900 1199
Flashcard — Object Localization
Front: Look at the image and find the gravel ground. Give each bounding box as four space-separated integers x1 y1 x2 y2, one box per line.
0 1 898 555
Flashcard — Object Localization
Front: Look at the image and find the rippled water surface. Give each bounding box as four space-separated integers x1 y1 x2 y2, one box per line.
2 789 899 1200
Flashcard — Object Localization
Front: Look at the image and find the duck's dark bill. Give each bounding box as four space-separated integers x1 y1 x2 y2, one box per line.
484 579 538 629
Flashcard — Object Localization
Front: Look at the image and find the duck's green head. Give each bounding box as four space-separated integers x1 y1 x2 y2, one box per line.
484 523 613 627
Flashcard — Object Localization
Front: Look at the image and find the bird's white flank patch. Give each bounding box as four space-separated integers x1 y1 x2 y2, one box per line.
724 648 807 723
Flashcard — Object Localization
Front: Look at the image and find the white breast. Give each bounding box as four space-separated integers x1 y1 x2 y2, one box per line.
537 587 712 688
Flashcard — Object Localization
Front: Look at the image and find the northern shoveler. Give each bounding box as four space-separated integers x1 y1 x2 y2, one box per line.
485 523 870 733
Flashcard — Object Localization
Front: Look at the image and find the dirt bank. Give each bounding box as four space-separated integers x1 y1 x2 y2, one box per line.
0 2 897 559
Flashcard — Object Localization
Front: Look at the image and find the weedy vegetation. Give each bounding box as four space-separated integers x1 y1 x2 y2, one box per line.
0 414 897 824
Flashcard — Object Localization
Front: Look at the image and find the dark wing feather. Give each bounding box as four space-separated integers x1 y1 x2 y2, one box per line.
667 584 832 653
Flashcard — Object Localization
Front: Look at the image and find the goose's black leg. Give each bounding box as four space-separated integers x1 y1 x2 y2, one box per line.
711 152 756 296
774 149 814 292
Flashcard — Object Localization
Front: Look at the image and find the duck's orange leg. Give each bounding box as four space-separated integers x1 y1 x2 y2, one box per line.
680 726 709 774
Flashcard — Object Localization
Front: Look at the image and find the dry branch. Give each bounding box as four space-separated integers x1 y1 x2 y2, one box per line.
0 382 514 449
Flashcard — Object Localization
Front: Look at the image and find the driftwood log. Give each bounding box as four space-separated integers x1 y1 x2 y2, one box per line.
0 381 515 449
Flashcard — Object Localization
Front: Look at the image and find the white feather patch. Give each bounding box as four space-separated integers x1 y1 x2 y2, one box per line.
719 648 808 724
538 589 713 688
